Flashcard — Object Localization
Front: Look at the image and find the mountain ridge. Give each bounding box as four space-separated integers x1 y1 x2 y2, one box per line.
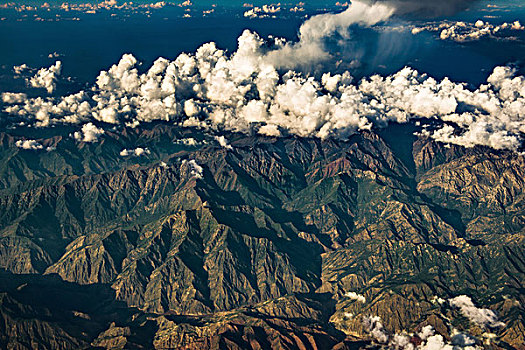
0 123 523 349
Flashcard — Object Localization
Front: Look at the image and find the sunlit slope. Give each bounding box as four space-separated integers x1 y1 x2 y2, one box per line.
0 124 523 349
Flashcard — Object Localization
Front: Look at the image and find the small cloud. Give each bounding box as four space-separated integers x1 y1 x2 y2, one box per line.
244 4 281 19
120 147 151 157
175 137 201 146
13 64 30 75
449 295 505 328
344 291 366 303
48 52 62 59
73 123 105 143
28 61 62 93
214 135 232 150
15 139 44 150
183 159 203 179
363 316 388 344
432 296 446 305
2 92 27 104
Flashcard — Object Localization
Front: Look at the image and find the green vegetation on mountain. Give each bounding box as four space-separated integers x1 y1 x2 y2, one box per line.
0 123 523 349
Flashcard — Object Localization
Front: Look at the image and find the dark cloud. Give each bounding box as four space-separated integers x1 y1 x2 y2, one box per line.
368 0 479 17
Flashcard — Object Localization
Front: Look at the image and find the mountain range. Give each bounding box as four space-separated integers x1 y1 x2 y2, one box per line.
0 122 523 349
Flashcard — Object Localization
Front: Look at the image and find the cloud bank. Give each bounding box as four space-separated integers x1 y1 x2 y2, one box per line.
1 1 525 152
412 19 525 42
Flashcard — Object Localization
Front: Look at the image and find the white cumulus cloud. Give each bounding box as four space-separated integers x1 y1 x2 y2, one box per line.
2 92 27 104
344 291 366 303
28 61 62 93
183 159 203 179
449 295 505 329
363 317 483 349
73 123 105 143
15 139 43 150
1 1 525 152
214 135 232 150
120 147 151 157
411 19 525 42
363 315 389 344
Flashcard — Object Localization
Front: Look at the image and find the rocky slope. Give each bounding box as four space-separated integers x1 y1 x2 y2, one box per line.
0 123 523 349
